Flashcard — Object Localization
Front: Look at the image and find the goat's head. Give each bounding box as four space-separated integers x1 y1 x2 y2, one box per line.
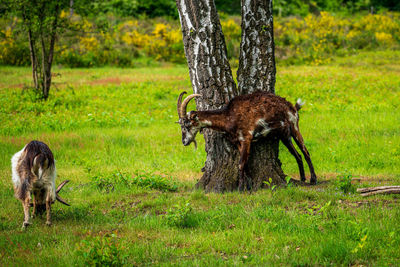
177 91 202 148
30 180 71 214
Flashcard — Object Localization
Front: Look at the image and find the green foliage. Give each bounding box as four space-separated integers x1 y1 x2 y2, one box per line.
75 232 128 266
335 173 356 194
92 171 178 192
2 12 400 67
285 176 293 187
273 0 400 16
164 202 194 228
263 177 277 191
89 0 178 19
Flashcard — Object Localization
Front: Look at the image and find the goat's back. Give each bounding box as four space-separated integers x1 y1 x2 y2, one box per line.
227 91 297 123
11 141 56 200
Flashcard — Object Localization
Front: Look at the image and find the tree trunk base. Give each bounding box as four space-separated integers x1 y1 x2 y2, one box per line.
196 132 286 192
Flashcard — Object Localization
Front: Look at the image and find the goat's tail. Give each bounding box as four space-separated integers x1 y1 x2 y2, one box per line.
295 98 305 111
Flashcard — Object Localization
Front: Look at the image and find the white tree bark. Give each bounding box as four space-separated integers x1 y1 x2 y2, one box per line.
237 0 276 94
177 0 237 108
176 0 286 192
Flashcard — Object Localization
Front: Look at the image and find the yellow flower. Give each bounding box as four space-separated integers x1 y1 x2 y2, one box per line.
375 32 394 46
153 23 168 38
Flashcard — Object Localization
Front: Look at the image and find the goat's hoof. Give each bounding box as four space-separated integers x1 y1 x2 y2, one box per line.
310 179 317 185
45 221 52 226
22 222 31 229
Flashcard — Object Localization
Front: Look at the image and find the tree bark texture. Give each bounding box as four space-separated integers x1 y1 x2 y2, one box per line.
237 0 276 94
176 0 241 192
236 0 285 187
176 0 286 192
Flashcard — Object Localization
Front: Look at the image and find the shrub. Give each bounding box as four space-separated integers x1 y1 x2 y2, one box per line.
2 12 400 67
164 202 194 228
335 173 356 194
75 232 128 266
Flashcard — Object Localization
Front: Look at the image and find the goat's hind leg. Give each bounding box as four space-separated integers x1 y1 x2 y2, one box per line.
292 130 317 184
45 189 52 226
281 137 306 182
21 196 31 229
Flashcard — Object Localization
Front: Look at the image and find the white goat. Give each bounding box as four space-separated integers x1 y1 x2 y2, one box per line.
11 140 69 228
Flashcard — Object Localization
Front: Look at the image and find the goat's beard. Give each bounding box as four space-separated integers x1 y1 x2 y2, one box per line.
192 139 197 149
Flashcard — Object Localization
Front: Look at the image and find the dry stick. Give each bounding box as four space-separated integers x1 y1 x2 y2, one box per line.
357 186 400 193
361 188 400 197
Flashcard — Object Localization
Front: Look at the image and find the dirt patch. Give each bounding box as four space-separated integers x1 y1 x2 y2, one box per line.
88 77 134 86
172 171 202 182
317 172 395 183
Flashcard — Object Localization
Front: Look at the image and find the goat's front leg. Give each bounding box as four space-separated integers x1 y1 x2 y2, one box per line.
31 198 37 218
22 196 31 229
238 141 251 191
45 190 52 226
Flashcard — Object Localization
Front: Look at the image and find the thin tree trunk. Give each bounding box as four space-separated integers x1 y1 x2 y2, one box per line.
69 0 74 17
44 2 59 100
40 32 49 99
176 0 286 191
236 0 286 187
22 8 38 90
27 27 39 90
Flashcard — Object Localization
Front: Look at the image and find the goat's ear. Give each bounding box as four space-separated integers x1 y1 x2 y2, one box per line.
190 112 198 120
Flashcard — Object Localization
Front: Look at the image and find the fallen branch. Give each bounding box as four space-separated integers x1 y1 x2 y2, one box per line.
357 186 400 197
357 186 400 193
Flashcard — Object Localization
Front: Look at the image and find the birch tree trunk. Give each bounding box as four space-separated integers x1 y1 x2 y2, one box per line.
236 0 286 188
176 0 286 192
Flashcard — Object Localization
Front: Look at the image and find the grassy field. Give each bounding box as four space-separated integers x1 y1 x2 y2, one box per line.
0 51 399 266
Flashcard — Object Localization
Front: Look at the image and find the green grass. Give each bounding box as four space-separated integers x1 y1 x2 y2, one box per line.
1 50 400 266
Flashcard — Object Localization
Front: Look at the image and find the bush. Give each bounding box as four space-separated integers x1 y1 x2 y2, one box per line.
335 173 356 194
75 232 128 266
1 12 400 67
164 202 194 228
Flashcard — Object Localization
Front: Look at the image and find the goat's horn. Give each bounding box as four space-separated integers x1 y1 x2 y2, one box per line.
56 180 70 206
177 91 187 118
180 94 202 118
56 195 70 206
56 180 69 193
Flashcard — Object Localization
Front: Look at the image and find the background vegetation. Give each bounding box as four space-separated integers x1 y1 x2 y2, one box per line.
0 0 399 265
1 1 400 67
0 51 399 265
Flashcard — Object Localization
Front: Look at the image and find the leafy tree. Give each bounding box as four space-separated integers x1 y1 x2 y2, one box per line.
4 0 71 99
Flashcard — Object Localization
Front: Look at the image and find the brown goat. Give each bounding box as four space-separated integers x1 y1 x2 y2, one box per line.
11 140 70 228
177 91 317 190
